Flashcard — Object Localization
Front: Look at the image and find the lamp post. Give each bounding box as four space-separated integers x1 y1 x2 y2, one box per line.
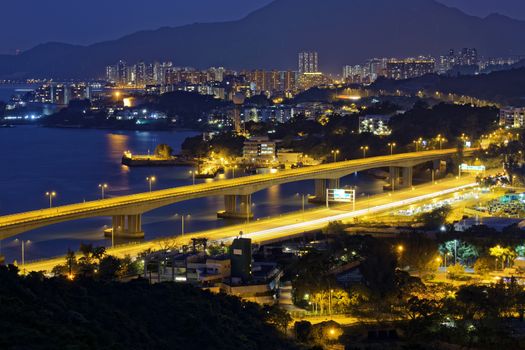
232 165 238 179
360 146 369 158
45 191 56 208
329 289 334 318
146 176 156 192
331 149 340 163
388 142 396 155
98 183 108 199
19 239 30 275
437 134 445 150
300 193 310 222
189 170 196 185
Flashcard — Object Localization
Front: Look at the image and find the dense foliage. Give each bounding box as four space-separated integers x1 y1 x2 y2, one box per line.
0 265 299 350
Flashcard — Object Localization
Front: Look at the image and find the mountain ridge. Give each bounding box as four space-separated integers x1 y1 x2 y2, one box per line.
2 0 525 79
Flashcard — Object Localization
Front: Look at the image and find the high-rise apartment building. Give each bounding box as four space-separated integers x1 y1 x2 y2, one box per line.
386 58 435 80
298 52 319 74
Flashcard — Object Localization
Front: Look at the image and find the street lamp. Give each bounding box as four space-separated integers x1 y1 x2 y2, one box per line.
329 289 334 317
17 239 31 275
331 149 340 163
232 165 238 179
360 146 369 158
299 193 310 222
146 176 156 192
436 134 445 150
181 214 190 236
387 142 396 155
45 191 56 208
98 183 108 199
413 138 422 152
189 170 196 185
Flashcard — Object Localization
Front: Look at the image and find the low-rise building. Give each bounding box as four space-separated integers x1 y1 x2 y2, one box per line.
243 136 276 163
499 107 525 128
142 237 283 304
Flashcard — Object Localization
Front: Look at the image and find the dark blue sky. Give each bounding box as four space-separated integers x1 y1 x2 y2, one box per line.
1 0 524 54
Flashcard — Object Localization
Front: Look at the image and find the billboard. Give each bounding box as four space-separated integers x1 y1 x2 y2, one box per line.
460 164 486 172
326 188 356 210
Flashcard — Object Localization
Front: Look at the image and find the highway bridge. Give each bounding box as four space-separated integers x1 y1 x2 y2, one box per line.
0 148 472 239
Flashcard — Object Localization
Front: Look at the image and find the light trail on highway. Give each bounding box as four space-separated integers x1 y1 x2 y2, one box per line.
224 182 478 243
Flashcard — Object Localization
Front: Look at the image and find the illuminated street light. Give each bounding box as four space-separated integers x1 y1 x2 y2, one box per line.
45 191 56 208
360 146 369 158
15 239 31 275
413 138 423 152
436 134 446 150
98 183 108 199
189 170 196 185
387 142 396 155
331 149 340 162
146 176 156 192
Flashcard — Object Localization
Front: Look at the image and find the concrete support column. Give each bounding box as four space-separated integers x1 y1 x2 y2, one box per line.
401 167 413 188
433 159 446 177
218 194 254 219
314 179 327 200
112 215 125 233
224 195 237 213
329 178 341 189
107 214 144 238
126 214 144 238
389 167 400 189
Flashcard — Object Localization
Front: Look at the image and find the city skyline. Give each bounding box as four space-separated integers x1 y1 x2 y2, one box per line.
3 1 525 349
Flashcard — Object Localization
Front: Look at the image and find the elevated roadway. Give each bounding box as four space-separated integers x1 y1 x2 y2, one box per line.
22 175 479 273
0 148 471 239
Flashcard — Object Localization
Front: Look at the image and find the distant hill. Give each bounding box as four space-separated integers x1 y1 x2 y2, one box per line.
2 0 525 78
371 67 525 106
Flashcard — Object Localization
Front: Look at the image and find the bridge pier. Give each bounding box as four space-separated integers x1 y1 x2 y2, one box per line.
311 178 340 202
105 214 144 238
400 166 413 188
217 194 254 219
311 179 328 202
329 178 341 189
389 167 400 190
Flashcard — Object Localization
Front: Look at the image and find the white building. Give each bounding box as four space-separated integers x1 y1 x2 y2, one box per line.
499 107 525 128
298 52 319 74
243 136 276 163
358 115 392 135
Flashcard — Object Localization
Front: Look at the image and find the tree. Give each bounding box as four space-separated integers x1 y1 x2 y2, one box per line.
120 255 142 276
98 255 122 281
322 221 346 236
489 245 516 270
65 249 77 276
439 240 479 266
447 264 465 280
419 205 451 229
398 234 439 274
360 240 397 300
474 256 492 276
405 296 437 321
294 321 312 343
154 144 173 158
262 305 292 333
